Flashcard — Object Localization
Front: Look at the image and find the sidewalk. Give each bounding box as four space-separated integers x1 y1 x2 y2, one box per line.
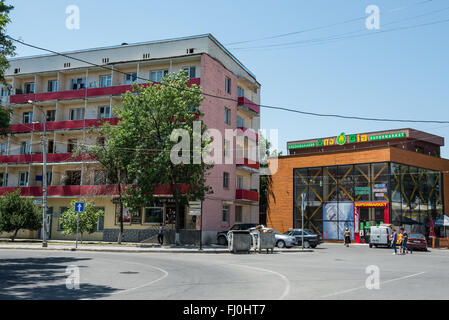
0 240 314 254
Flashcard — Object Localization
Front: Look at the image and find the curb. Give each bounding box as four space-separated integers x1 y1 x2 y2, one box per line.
0 246 314 254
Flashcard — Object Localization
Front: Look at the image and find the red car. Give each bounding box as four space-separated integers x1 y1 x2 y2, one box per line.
406 233 428 251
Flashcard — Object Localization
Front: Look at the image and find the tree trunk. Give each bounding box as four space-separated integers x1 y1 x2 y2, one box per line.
11 229 19 242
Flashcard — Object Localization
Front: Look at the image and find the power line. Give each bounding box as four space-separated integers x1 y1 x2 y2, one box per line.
225 0 436 46
6 36 449 124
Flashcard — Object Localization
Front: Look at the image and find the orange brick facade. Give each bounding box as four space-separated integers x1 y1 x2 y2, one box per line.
267 147 449 234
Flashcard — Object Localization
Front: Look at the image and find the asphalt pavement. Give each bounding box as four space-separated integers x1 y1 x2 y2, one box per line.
1 243 448 300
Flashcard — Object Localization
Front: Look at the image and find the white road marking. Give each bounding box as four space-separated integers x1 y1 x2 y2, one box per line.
321 271 426 298
228 264 291 300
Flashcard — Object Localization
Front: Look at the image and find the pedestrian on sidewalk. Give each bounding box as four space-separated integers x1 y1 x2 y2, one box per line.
344 228 351 247
158 225 164 245
391 228 398 255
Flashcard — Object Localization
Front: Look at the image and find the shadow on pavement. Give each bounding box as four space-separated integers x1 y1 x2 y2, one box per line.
0 256 118 300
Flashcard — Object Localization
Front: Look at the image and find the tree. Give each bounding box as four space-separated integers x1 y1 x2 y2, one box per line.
0 190 41 241
60 200 104 242
108 71 212 243
0 1 15 136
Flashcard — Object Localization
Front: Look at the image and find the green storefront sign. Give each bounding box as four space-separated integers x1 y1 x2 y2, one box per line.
355 187 370 195
288 142 316 149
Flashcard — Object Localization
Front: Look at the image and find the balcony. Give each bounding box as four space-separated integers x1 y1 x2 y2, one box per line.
0 183 190 197
237 127 258 142
10 78 201 104
237 97 260 114
0 153 96 164
236 158 260 171
9 118 120 133
236 189 259 202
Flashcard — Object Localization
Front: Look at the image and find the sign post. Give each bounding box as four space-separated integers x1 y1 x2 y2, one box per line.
74 202 85 249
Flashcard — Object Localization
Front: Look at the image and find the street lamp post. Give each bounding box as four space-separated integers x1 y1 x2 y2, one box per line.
29 100 48 247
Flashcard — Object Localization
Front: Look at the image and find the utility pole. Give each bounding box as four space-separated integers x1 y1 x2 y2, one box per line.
301 193 305 250
29 100 47 247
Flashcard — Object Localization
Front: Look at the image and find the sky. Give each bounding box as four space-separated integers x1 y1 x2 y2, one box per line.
8 0 449 157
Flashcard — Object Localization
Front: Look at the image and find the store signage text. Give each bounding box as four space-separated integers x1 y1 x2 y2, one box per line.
288 131 406 150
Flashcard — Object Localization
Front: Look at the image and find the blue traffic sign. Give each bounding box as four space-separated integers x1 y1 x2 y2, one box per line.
75 202 85 212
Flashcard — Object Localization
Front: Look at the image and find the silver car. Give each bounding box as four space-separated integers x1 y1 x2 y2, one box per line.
272 229 297 248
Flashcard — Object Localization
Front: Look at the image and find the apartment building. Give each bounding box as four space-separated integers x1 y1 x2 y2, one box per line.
0 34 261 244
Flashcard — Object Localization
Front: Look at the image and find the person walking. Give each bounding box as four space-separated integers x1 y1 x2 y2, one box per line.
401 228 412 254
344 228 351 247
391 228 398 255
158 225 164 245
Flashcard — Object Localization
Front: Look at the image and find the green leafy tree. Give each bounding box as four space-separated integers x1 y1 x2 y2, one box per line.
0 190 41 241
0 1 15 135
60 200 104 242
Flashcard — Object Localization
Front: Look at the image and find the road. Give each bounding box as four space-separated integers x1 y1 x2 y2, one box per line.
1 243 448 300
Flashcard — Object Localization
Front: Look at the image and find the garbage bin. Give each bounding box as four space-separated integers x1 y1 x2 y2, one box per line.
227 230 252 254
250 229 275 253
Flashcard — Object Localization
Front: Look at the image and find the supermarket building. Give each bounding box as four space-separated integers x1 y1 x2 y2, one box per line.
0 34 261 243
267 128 449 243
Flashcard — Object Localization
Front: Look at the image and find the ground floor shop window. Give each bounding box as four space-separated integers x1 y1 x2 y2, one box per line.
115 207 131 224
144 207 163 224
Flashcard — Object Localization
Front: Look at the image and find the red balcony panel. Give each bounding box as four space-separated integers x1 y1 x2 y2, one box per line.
153 184 190 195
236 189 259 202
236 158 260 170
237 97 260 114
237 127 258 142
9 118 120 133
10 79 201 104
0 153 96 164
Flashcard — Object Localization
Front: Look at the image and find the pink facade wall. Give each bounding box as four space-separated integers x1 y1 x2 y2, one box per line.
198 54 240 232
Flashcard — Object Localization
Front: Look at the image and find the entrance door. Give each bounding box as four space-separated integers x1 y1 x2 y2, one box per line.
354 203 390 243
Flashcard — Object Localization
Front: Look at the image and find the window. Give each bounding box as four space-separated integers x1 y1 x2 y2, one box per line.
95 207 105 231
144 207 163 224
64 170 81 185
67 139 77 153
225 77 231 94
20 141 30 155
143 53 151 59
24 82 35 94
46 110 56 122
97 137 105 146
94 170 106 185
23 112 33 124
182 66 196 79
47 140 54 154
150 70 168 82
70 108 84 120
64 62 71 68
47 80 58 92
237 115 245 128
224 139 230 158
100 75 112 87
71 77 86 90
97 106 111 119
0 142 7 155
237 86 245 98
235 206 242 222
59 207 68 230
0 173 8 187
46 172 52 185
19 172 29 187
125 73 137 84
224 108 231 125
237 175 244 189
223 172 229 189
222 205 230 222
1 86 10 96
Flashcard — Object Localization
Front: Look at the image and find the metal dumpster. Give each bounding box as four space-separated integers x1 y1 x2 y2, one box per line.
250 228 275 253
227 230 252 254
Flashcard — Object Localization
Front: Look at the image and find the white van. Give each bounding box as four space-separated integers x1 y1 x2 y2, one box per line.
369 225 392 248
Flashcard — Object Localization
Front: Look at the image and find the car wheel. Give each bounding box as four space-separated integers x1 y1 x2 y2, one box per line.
303 241 310 248
276 240 286 248
310 244 317 248
217 236 227 246
369 244 373 248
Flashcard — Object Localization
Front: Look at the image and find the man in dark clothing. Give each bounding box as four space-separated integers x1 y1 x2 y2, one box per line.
401 227 412 254
158 225 164 245
391 229 398 255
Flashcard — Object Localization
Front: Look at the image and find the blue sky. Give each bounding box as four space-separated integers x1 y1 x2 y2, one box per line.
8 0 449 157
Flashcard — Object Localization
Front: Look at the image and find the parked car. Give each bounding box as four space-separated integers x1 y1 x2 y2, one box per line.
216 223 258 245
284 229 322 248
407 233 428 251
